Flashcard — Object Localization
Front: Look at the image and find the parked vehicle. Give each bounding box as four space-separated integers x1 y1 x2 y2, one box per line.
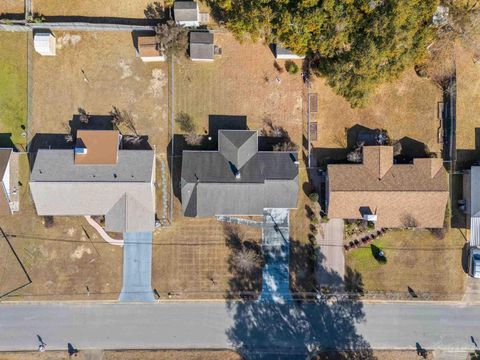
469 247 480 278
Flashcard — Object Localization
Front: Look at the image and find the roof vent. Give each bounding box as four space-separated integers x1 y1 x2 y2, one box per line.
75 147 87 154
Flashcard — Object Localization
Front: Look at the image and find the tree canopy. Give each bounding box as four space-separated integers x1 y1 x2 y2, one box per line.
210 0 438 107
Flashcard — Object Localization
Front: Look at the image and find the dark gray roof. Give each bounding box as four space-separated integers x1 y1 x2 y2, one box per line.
181 130 298 217
218 130 257 169
174 1 198 22
189 31 214 60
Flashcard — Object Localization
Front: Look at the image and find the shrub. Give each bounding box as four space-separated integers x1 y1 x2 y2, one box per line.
308 192 319 202
43 216 54 228
311 217 319 225
285 60 299 74
311 227 318 236
184 133 203 146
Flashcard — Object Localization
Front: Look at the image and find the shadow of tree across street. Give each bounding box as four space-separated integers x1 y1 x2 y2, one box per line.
225 231 374 359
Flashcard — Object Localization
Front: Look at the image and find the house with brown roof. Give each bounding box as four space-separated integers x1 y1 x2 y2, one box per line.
30 130 155 233
327 146 448 228
136 36 165 62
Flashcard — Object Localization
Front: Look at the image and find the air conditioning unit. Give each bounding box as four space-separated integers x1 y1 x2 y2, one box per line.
75 147 88 155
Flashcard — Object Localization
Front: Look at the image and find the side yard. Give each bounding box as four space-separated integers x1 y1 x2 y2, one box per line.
346 228 466 300
0 32 28 147
0 154 123 300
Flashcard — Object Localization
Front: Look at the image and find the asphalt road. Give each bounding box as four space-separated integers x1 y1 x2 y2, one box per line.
1 301 480 356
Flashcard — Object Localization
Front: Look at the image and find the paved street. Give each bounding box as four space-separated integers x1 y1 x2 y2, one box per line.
1 301 480 356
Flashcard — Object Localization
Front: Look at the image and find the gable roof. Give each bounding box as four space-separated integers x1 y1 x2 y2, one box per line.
181 130 298 217
189 31 214 60
218 130 257 169
138 36 162 58
174 1 198 22
30 149 155 232
327 146 448 228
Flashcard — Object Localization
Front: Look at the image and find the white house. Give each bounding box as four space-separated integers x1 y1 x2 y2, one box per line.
173 1 200 27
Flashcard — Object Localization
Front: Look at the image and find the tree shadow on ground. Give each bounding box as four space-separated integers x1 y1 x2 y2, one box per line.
223 223 263 300
226 231 374 359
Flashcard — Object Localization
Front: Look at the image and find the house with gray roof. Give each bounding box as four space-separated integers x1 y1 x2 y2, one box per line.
30 130 155 233
181 130 299 217
189 31 214 61
174 1 200 27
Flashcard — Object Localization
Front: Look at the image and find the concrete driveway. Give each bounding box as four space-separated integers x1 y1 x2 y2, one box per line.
259 208 292 303
315 218 345 290
119 232 154 302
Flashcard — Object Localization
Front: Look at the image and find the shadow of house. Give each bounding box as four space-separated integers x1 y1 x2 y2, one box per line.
69 114 114 133
225 238 374 359
41 15 158 26
0 133 16 150
457 128 480 171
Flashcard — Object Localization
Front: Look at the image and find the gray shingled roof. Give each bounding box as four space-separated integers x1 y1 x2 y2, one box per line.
30 149 155 232
218 130 257 169
181 130 298 217
174 1 198 22
189 31 214 60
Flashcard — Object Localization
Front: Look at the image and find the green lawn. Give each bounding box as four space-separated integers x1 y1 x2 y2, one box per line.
346 228 467 300
0 32 27 147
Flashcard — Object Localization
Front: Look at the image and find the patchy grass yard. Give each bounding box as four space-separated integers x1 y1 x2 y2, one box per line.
346 228 466 300
31 30 169 151
33 0 158 18
0 154 123 300
456 43 480 163
152 202 262 299
310 69 442 161
174 33 304 144
0 32 27 147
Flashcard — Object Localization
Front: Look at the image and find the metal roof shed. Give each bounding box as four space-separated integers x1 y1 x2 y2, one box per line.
34 33 56 56
189 31 214 61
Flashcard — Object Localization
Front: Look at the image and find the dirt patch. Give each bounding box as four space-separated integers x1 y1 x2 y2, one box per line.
0 154 123 300
0 0 23 14
174 33 304 145
456 43 480 159
33 0 159 18
31 31 169 151
310 69 442 161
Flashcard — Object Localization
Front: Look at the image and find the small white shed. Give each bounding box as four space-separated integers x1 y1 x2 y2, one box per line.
34 33 56 56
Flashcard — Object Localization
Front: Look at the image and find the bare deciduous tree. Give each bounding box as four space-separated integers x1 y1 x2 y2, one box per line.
347 148 362 163
155 20 188 57
184 133 203 146
78 108 90 124
175 111 196 133
273 141 298 151
232 248 262 274
110 106 138 136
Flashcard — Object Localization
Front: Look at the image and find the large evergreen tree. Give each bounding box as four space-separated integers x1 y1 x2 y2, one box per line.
210 0 438 107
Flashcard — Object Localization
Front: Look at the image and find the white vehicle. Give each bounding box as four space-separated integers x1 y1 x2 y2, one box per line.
469 247 480 278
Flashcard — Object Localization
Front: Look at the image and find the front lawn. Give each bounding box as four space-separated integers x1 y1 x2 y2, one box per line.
0 32 27 147
346 228 466 300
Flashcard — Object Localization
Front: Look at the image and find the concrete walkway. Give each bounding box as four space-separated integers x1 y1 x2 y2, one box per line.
315 218 345 290
84 216 123 246
119 232 154 302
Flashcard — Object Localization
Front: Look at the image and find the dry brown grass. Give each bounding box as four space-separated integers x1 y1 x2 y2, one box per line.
0 0 23 14
0 154 123 301
31 31 169 151
152 201 262 299
174 33 305 144
33 0 158 18
456 43 480 153
310 69 442 155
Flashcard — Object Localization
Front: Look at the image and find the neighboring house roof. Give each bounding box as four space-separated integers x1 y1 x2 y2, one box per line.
189 31 214 60
75 130 120 165
174 1 198 22
466 166 480 245
327 146 448 228
137 36 161 58
0 149 12 216
181 130 298 217
30 149 155 232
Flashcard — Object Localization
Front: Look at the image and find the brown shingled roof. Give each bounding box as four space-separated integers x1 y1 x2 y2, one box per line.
327 146 448 228
74 130 119 165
